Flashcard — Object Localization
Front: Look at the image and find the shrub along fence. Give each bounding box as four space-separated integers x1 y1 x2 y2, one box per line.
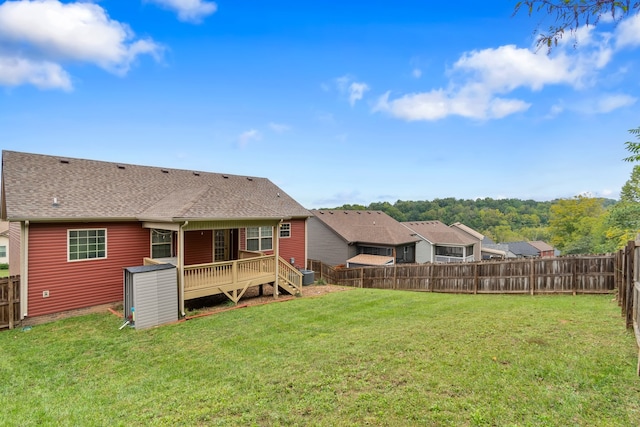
308 255 615 295
0 276 20 330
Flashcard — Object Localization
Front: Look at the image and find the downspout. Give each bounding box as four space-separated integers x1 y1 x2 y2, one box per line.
179 221 188 316
20 220 29 319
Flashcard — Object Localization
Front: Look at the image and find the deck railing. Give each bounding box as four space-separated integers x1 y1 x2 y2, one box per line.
183 255 277 300
144 254 301 302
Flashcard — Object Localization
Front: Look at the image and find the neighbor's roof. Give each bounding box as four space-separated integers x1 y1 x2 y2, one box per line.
346 254 394 266
402 221 480 245
1 151 310 222
504 241 540 257
528 240 554 252
310 210 420 246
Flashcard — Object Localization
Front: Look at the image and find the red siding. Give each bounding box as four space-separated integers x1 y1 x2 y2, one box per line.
279 219 306 269
184 230 213 265
238 220 307 268
27 222 150 317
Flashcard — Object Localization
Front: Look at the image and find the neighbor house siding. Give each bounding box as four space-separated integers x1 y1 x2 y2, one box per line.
184 230 213 265
9 222 20 277
307 217 350 266
26 222 149 318
278 218 306 268
414 240 432 264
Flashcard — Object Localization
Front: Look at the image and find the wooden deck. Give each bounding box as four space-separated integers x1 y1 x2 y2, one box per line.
144 254 303 304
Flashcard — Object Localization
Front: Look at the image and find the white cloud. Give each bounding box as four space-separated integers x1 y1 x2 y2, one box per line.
575 93 638 114
374 86 530 121
615 13 640 49
146 0 217 24
238 129 261 148
0 56 71 90
268 122 291 133
334 74 369 106
0 0 163 90
375 34 621 122
348 82 369 106
412 68 422 78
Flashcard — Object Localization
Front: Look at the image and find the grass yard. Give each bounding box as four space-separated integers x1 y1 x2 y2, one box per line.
1 289 639 426
0 269 8 278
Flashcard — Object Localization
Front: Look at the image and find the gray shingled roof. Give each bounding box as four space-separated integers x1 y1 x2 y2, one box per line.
1 151 310 222
504 241 540 257
402 221 480 245
311 210 420 246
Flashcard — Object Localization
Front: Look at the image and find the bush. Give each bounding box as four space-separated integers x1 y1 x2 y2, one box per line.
0 263 8 270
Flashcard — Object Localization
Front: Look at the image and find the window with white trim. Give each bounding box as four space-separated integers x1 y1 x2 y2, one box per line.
68 229 106 261
246 226 273 251
0 245 6 258
280 223 291 238
151 229 173 258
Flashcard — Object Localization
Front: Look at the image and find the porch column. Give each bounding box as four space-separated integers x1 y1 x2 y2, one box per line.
273 222 280 299
178 222 186 316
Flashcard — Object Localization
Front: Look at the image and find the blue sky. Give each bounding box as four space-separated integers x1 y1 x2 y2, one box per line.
1 1 639 208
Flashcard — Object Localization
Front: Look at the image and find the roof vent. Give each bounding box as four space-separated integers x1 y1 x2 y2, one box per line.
222 175 229 179
161 169 169 174
59 158 70 164
117 164 126 170
52 197 60 207
247 177 253 181
193 172 200 176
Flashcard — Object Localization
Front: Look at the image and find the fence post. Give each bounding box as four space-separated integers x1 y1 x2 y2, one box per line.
626 240 635 329
8 277 14 330
473 263 478 294
572 260 577 296
530 258 535 296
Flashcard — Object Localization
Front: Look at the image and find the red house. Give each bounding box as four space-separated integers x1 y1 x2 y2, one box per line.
1 151 310 323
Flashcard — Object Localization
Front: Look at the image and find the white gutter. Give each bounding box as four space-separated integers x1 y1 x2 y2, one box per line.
20 220 29 318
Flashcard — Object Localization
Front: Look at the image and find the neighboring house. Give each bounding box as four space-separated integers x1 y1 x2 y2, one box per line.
1 151 310 323
402 220 482 263
0 221 8 265
481 237 510 260
528 240 555 258
501 241 540 258
307 210 419 267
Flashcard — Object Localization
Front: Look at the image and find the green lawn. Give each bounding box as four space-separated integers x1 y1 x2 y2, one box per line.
0 269 8 278
1 290 639 426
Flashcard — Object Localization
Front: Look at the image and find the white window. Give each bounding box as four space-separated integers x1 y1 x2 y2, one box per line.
246 226 273 251
280 223 291 238
151 229 173 258
0 245 6 258
68 229 106 261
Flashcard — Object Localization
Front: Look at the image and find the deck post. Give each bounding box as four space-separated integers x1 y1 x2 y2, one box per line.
274 222 280 298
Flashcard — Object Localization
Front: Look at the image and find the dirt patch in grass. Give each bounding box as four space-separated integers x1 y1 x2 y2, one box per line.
184 283 351 316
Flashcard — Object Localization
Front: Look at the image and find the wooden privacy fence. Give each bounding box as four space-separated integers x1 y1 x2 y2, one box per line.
0 276 20 330
615 239 640 375
308 255 615 295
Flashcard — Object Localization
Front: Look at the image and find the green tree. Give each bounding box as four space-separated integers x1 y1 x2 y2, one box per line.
623 127 640 163
549 195 608 254
603 165 640 249
514 0 639 50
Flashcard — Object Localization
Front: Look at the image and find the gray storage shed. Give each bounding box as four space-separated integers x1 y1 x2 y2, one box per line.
123 263 178 330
